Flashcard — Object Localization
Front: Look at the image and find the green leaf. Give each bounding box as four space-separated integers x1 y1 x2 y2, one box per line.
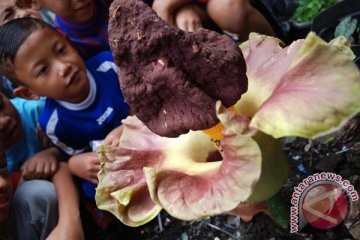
335 16 358 40
293 0 337 23
266 191 289 230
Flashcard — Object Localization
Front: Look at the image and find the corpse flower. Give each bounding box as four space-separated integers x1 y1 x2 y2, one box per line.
96 31 360 226
96 104 262 226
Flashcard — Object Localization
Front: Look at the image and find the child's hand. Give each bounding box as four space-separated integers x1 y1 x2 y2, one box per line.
21 148 58 180
104 125 124 147
175 4 203 32
68 152 100 184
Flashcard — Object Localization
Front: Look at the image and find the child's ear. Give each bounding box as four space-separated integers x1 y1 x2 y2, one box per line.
13 86 40 100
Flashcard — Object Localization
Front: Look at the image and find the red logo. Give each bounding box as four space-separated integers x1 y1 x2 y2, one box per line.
301 183 350 229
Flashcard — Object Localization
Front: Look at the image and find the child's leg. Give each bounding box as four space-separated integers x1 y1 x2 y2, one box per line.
206 0 275 40
9 180 58 240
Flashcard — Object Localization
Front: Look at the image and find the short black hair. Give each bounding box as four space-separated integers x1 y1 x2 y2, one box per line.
0 17 53 83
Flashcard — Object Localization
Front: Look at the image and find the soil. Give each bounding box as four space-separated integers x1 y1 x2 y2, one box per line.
82 114 360 240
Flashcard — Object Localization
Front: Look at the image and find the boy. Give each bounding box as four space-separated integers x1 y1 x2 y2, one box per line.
0 0 42 99
0 93 83 240
0 0 59 180
0 0 54 98
0 94 57 178
18 0 112 59
0 17 129 200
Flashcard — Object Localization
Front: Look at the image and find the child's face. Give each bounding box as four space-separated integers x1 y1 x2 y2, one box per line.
0 0 41 25
0 152 12 223
39 0 95 22
13 27 89 103
0 93 22 150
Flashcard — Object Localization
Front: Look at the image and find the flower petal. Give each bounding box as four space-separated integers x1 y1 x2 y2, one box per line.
144 103 262 220
95 116 167 227
247 132 289 202
250 32 360 138
235 33 303 117
95 144 162 227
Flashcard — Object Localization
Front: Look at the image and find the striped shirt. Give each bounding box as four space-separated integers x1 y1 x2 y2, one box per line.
54 0 112 60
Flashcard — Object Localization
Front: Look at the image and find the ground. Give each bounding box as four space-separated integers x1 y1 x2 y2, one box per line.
83 114 360 240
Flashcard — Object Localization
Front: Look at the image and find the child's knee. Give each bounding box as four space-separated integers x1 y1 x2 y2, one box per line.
10 180 58 240
207 0 251 32
12 180 57 209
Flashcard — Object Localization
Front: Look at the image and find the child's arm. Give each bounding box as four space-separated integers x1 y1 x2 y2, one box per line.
68 152 100 185
20 147 60 180
152 0 193 25
46 162 84 240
